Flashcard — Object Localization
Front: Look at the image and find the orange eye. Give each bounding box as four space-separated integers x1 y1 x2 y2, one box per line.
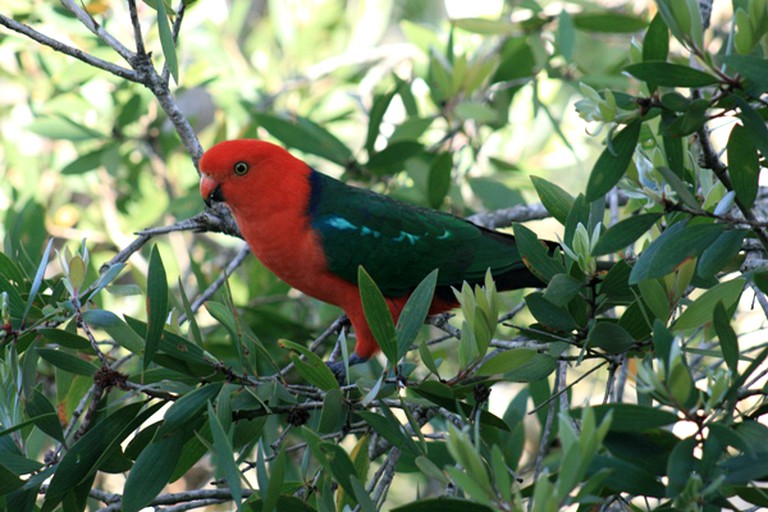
234 161 249 175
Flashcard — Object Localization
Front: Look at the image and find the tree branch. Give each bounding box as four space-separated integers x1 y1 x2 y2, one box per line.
0 14 140 82
60 0 136 62
696 123 768 250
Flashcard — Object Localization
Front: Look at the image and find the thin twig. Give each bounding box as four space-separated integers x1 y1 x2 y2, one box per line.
371 447 402 509
59 0 135 61
281 315 348 377
0 14 139 81
98 211 241 274
183 244 251 322
92 489 255 512
127 0 147 56
696 124 768 250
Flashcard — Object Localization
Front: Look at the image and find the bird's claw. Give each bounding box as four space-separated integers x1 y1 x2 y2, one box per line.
327 353 368 384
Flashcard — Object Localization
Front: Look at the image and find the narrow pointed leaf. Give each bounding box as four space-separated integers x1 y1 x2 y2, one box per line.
625 62 719 87
122 431 187 512
728 124 760 208
22 238 53 326
25 389 64 442
36 348 98 376
358 266 397 364
43 402 151 509
156 382 223 438
396 269 438 360
145 245 168 369
674 278 746 331
281 339 339 391
592 213 662 256
154 0 179 84
512 223 564 283
531 175 574 225
207 402 242 510
629 222 723 284
585 121 641 201
713 302 739 373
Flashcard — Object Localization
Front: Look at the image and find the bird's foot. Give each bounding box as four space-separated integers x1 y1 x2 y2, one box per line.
327 353 368 384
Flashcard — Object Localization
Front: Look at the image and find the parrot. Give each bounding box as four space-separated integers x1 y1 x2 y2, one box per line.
199 139 554 367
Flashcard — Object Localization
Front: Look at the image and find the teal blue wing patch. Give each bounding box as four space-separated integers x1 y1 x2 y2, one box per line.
308 171 535 297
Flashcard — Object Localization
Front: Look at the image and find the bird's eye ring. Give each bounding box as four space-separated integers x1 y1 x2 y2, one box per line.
233 161 249 176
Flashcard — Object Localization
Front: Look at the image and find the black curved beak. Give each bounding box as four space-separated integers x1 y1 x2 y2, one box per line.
204 183 225 208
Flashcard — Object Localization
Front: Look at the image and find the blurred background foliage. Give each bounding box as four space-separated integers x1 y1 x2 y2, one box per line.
2 0 768 510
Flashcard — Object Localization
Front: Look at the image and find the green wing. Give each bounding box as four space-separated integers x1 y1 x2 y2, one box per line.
308 170 540 297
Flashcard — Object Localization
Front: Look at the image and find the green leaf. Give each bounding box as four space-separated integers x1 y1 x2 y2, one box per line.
26 115 104 141
661 92 690 112
156 382 223 438
253 112 354 166
733 96 768 161
525 292 577 331
61 143 117 175
318 388 343 434
625 61 719 87
593 454 666 496
629 221 723 284
697 229 747 278
530 176 574 225
366 141 423 174
643 13 669 63
153 0 179 84
36 348 98 376
22 238 53 326
571 403 678 432
0 462 24 493
366 89 397 154
207 402 242 510
504 353 557 382
122 431 187 512
281 339 339 391
145 245 168 369
662 98 709 136
451 17 515 35
476 349 535 376
25 389 64 442
396 269 437 360
728 124 760 209
178 277 203 346
428 152 453 208
37 329 91 350
557 10 575 61
43 402 152 510
637 278 670 322
82 310 144 354
358 266 398 364
585 121 641 201
454 102 497 123
543 273 582 307
592 213 661 256
713 302 739 373
573 12 647 33
512 223 564 283
663 132 685 179
356 410 420 457
587 321 635 354
724 54 768 96
674 278 746 331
